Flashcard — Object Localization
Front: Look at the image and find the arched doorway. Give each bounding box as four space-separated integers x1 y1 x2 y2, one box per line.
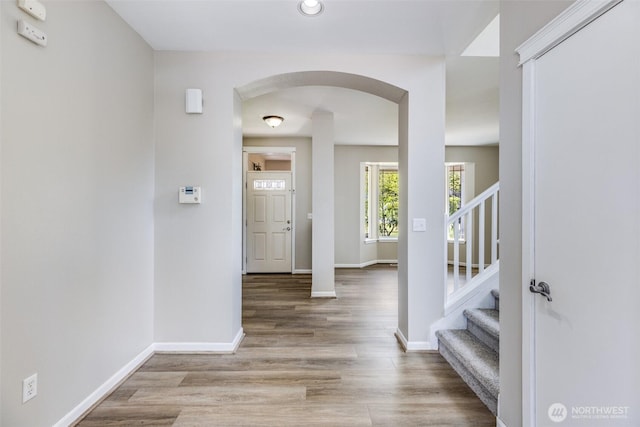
235 70 410 337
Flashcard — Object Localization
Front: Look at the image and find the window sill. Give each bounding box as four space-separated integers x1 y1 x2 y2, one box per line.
364 237 399 244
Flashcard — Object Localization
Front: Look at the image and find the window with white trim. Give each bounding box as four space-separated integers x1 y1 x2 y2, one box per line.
362 162 399 241
446 162 475 242
447 163 465 240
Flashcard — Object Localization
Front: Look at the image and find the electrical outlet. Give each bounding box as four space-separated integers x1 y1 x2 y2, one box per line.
22 373 37 403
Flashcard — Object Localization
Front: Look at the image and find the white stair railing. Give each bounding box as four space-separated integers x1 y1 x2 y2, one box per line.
445 182 499 306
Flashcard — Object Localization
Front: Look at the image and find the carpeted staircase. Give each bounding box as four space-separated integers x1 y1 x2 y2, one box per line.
436 289 499 415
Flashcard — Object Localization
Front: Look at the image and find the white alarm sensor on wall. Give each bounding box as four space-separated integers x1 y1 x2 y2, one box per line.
179 186 201 204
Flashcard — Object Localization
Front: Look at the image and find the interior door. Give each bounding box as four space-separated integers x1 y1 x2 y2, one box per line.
531 1 639 425
246 171 292 273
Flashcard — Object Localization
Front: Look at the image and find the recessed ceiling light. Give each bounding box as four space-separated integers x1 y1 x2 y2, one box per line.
298 0 324 17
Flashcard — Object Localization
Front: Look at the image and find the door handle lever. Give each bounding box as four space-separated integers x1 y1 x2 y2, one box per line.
529 280 552 302
282 227 291 231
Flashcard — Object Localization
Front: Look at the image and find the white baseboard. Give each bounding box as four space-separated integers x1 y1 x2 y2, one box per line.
395 328 409 351
335 263 367 268
447 260 487 269
335 260 398 269
311 291 337 298
394 328 436 352
52 344 155 427
154 328 245 353
293 269 312 274
405 340 435 351
55 328 245 427
496 416 507 427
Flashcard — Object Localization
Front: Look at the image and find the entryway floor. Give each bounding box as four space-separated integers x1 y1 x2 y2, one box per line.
76 266 494 426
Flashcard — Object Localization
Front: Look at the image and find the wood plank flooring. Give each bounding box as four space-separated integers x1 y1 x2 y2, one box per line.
76 266 495 426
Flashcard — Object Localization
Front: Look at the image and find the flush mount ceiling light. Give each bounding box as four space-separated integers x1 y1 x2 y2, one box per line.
298 0 324 16
263 115 284 128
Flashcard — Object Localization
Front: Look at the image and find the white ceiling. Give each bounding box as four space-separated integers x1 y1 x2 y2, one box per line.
106 0 500 146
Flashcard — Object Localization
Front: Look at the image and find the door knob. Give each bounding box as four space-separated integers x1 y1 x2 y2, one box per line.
529 279 552 302
283 227 291 231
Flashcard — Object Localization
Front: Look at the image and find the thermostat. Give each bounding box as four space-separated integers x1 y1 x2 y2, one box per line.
179 186 201 204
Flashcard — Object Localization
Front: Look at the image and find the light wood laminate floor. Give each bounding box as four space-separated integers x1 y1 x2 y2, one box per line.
76 266 494 426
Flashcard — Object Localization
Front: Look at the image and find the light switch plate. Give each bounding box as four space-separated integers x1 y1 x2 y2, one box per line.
412 218 427 232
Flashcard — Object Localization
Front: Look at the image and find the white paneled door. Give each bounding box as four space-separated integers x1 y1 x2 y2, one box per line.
246 172 292 273
522 1 640 425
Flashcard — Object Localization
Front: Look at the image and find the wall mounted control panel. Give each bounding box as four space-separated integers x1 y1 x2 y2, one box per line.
179 186 202 204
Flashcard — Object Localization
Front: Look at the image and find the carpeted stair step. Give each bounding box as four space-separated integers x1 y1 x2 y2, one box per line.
436 329 499 415
464 308 499 352
491 289 500 311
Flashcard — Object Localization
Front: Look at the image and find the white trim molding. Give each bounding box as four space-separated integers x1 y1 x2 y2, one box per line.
516 0 622 65
311 290 337 298
242 146 297 275
54 328 245 426
53 344 155 427
153 342 239 353
242 146 296 155
335 262 375 269
293 269 312 274
335 260 398 269
496 417 508 427
516 2 624 426
395 328 435 351
155 329 245 353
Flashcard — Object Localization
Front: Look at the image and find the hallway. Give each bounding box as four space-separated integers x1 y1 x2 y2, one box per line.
77 266 494 426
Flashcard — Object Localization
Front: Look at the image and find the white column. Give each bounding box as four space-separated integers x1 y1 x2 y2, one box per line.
397 60 446 350
311 111 336 297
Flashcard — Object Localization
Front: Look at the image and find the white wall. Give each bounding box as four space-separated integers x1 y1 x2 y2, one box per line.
334 145 398 266
0 0 4 413
0 2 155 425
153 52 445 349
499 1 572 425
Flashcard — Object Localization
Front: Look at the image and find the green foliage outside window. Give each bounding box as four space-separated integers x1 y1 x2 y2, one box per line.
449 167 462 214
378 169 399 237
364 166 370 238
447 164 464 241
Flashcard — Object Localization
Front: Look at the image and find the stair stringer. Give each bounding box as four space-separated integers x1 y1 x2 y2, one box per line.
429 267 499 347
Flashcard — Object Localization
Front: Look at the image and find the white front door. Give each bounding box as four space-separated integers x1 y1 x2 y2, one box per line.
246 171 292 273
524 1 640 425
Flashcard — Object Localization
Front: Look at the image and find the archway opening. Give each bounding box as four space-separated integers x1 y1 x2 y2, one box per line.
236 70 408 334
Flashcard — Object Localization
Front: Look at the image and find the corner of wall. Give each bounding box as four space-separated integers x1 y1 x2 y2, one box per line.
0 0 4 417
498 1 573 426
